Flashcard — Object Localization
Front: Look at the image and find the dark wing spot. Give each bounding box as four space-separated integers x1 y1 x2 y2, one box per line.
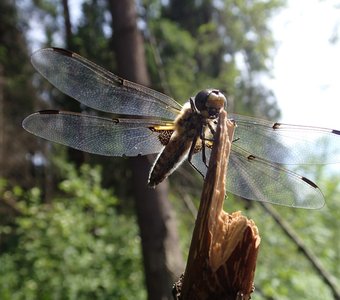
38 110 60 114
247 154 256 160
332 129 340 135
272 122 281 129
301 176 319 189
52 47 73 56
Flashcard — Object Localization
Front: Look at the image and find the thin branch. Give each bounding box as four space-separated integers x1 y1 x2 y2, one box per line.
143 10 172 96
0 65 4 178
259 202 340 300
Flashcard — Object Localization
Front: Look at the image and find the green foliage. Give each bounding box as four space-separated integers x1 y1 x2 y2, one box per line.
74 0 114 68
0 164 146 300
148 19 197 102
146 0 284 119
239 167 339 299
0 0 35 115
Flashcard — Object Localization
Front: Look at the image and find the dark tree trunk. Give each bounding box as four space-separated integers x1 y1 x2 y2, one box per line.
61 0 85 166
0 0 39 188
0 65 4 179
108 1 184 299
61 0 73 49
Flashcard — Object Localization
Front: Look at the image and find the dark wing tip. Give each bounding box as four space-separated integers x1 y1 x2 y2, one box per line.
38 110 61 114
301 176 319 189
332 129 340 135
50 47 73 57
293 177 324 209
31 47 73 61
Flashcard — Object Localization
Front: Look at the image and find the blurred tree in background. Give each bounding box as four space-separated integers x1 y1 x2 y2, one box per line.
0 0 339 299
0 0 38 188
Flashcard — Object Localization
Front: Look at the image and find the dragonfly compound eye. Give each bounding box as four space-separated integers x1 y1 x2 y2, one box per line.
194 89 227 118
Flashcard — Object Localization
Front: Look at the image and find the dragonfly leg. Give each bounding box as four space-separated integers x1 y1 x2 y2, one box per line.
202 141 208 167
200 128 209 167
188 134 199 163
207 122 216 135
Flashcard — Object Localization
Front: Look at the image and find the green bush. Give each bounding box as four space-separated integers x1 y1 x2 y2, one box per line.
0 164 146 300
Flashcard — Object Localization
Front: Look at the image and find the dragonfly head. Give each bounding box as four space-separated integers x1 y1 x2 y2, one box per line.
194 89 226 119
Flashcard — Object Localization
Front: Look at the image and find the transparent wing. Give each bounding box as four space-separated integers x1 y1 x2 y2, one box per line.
23 110 168 156
31 48 182 120
190 145 324 209
230 113 340 164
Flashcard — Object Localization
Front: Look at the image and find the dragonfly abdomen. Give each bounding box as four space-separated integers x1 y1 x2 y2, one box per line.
148 105 202 186
148 132 193 186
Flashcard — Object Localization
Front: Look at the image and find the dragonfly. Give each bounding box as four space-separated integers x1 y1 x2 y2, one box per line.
23 48 340 209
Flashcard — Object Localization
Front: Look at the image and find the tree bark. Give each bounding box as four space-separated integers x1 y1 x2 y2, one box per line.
0 0 39 188
61 0 85 167
61 0 73 49
108 1 184 299
176 111 260 300
0 65 4 179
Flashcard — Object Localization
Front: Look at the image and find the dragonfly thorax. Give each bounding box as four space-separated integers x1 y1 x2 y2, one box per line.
194 89 226 119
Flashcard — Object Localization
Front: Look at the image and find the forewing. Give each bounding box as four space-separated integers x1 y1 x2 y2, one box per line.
31 48 182 120
23 111 169 156
230 113 340 164
190 145 324 209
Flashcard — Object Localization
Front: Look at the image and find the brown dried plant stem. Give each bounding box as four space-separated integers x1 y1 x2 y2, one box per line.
177 110 261 300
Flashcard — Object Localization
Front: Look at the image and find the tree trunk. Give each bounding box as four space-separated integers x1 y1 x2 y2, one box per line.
61 0 85 167
0 0 38 188
108 1 184 299
61 0 73 49
0 65 4 179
